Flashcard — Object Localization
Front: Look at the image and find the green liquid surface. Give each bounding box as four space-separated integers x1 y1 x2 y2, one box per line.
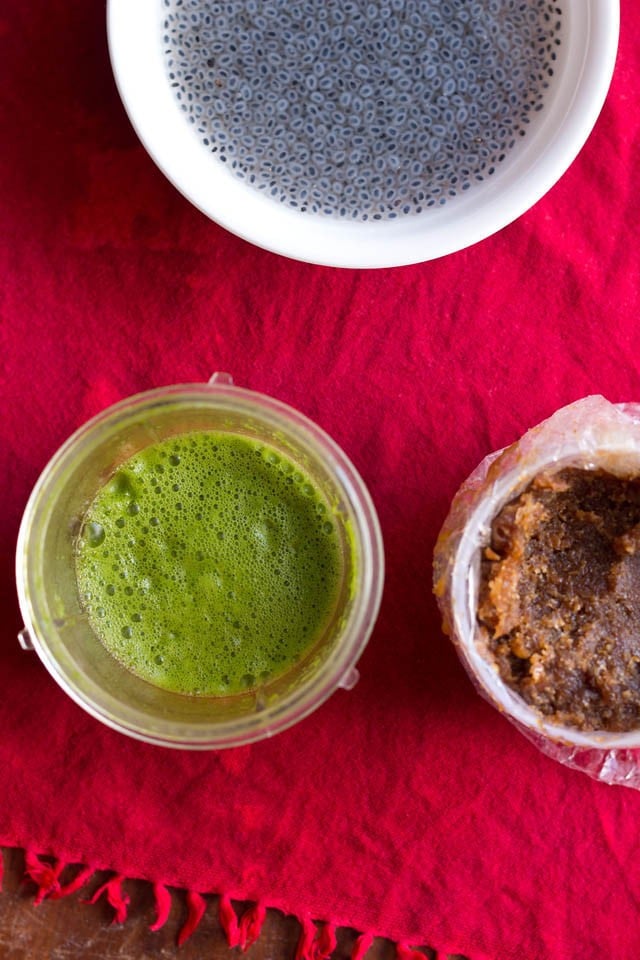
75 431 344 696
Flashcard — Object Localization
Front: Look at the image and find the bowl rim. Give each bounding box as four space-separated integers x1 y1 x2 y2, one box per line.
107 0 620 268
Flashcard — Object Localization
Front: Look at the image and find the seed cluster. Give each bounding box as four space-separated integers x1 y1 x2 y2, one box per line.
163 0 562 221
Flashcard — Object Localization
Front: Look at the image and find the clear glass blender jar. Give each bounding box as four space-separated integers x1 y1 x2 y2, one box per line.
16 375 384 749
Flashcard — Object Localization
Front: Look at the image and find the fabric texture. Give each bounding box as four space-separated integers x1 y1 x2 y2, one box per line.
1 3 640 959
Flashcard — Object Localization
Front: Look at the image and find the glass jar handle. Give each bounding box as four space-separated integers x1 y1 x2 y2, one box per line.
18 627 34 651
338 667 359 691
208 372 234 385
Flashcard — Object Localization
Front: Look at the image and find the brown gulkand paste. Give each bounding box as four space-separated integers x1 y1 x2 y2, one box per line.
478 468 640 732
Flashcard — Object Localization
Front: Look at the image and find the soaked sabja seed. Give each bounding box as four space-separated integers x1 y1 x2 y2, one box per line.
163 0 562 221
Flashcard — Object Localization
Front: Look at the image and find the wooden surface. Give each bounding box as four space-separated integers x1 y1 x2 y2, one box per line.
0 847 469 960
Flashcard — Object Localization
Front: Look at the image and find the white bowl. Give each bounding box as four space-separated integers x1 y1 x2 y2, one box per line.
107 0 619 269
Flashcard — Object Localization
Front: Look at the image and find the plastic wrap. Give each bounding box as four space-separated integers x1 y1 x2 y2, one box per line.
433 395 640 788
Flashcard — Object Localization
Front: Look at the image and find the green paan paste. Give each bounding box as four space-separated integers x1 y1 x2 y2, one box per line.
75 431 345 696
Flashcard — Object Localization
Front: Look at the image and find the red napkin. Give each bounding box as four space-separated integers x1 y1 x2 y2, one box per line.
1 3 639 959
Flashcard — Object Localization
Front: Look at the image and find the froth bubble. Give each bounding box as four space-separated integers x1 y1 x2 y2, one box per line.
85 521 106 547
109 471 136 498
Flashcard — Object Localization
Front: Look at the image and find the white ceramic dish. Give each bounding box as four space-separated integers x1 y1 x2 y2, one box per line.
108 0 619 269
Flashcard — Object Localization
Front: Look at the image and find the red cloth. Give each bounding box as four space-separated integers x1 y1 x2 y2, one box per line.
1 3 639 959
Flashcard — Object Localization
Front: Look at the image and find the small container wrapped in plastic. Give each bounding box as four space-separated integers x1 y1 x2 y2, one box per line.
433 396 640 788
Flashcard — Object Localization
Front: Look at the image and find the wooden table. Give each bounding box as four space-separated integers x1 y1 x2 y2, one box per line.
0 847 469 960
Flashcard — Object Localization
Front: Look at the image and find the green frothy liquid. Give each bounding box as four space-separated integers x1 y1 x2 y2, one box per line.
75 431 344 696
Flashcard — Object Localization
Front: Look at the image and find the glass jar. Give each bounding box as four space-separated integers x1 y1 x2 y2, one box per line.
16 375 384 749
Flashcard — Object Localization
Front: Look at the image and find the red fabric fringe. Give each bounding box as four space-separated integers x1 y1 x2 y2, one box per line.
9 852 432 960
84 873 130 925
177 890 207 945
238 900 267 950
296 916 338 960
24 851 65 904
24 852 95 903
396 943 433 960
219 895 267 951
50 864 95 900
219 893 240 944
315 921 338 960
150 881 172 932
296 916 318 960
352 931 374 960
